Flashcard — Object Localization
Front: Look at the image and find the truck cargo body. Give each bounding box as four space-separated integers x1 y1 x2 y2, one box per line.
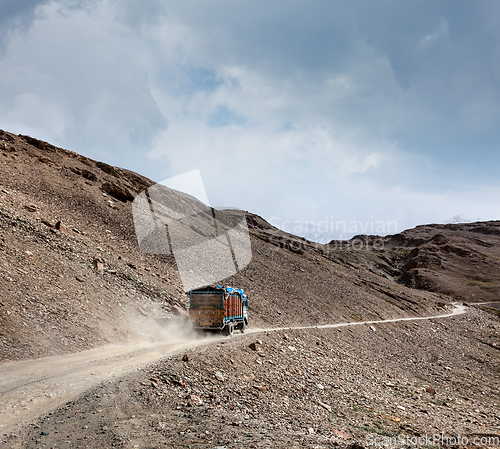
188 285 248 335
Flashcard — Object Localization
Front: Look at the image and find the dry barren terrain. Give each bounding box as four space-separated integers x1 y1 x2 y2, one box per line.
0 129 499 448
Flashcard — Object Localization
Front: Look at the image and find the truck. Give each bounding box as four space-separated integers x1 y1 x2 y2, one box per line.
188 285 248 336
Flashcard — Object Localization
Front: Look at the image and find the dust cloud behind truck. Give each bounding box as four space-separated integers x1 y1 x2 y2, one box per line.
188 285 248 336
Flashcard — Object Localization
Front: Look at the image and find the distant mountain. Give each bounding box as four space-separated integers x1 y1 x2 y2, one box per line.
444 214 484 224
1 127 498 363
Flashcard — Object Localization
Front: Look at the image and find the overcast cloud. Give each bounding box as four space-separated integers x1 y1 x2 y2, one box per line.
1 0 499 240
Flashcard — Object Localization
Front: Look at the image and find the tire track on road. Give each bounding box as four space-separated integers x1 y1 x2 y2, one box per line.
0 303 466 436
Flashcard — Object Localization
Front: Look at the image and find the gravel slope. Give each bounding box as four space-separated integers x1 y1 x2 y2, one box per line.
0 129 499 448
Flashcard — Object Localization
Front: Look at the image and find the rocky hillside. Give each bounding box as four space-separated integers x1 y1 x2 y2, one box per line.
328 221 500 303
0 128 497 362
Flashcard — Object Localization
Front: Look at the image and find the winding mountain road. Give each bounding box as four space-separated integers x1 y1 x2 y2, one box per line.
0 303 467 436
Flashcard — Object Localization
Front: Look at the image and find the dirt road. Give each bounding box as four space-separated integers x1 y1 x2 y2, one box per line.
248 302 467 333
0 304 467 437
0 338 216 436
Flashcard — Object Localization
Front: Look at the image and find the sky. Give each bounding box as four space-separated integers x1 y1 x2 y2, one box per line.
1 0 499 241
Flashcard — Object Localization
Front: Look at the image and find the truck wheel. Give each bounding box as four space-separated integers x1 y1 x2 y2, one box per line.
225 323 234 337
240 322 245 334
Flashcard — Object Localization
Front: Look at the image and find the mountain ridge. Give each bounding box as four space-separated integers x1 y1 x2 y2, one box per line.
0 128 498 362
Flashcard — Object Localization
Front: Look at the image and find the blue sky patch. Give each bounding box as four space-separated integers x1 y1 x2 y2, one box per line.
208 106 247 128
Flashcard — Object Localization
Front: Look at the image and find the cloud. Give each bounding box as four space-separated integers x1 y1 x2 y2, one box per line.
0 0 50 55
419 21 449 49
0 0 499 238
0 0 167 174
